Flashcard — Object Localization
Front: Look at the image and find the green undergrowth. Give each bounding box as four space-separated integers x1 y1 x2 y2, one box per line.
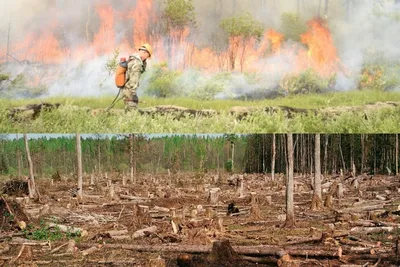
2 91 400 133
2 90 400 111
1 106 400 133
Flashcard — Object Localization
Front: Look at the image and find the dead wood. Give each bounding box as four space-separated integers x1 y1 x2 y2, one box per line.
81 246 98 256
350 226 395 234
132 225 158 239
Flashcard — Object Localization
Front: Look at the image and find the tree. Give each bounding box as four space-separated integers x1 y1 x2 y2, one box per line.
129 134 137 184
280 13 307 42
76 134 83 201
285 133 295 227
24 134 37 199
312 134 322 210
220 12 264 72
396 134 399 176
224 134 237 172
271 133 276 181
162 0 196 69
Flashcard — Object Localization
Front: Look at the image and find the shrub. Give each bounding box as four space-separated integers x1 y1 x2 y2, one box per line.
145 62 181 98
190 72 231 100
280 69 332 95
358 64 400 91
0 73 10 82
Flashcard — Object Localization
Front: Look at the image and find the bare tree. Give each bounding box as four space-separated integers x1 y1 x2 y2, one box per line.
312 134 322 210
129 134 137 184
285 133 295 227
16 134 22 179
24 134 36 198
76 134 83 201
396 134 399 176
271 133 276 181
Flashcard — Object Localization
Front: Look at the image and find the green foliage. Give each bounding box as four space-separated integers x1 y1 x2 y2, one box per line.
24 220 80 241
280 13 307 42
10 74 26 88
162 0 196 31
280 69 333 95
0 73 10 82
225 160 233 172
220 12 264 41
358 64 400 91
2 91 400 133
145 62 180 98
190 73 231 100
105 48 120 76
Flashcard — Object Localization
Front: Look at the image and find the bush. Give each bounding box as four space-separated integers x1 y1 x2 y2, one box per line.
105 48 120 76
358 64 400 91
280 69 332 95
145 62 181 98
0 73 9 82
280 13 307 42
190 72 231 100
225 160 233 172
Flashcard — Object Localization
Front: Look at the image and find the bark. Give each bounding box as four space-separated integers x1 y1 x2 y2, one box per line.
314 134 322 200
132 226 157 239
24 134 36 199
396 134 398 176
285 134 295 227
129 134 134 184
76 134 83 201
271 133 276 181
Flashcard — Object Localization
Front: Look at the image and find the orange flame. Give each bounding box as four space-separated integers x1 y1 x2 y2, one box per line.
299 18 339 76
0 0 342 85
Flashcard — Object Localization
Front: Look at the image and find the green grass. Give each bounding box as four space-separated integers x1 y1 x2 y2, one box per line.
4 90 400 110
2 91 400 133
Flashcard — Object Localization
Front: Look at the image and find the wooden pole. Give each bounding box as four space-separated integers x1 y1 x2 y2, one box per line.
285 134 295 227
24 134 36 198
76 134 83 201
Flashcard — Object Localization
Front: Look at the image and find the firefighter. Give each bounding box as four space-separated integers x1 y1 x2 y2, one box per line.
122 43 152 112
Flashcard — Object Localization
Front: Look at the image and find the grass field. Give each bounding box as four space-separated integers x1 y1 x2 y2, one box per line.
1 90 400 133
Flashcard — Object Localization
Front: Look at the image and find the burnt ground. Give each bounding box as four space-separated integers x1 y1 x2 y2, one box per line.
1 172 400 266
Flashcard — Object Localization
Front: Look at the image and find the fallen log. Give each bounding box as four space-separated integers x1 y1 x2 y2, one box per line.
77 243 343 258
132 225 158 239
350 226 394 234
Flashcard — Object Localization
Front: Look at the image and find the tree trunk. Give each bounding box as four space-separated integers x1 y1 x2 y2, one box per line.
231 141 235 173
97 142 101 174
324 134 328 176
76 134 83 201
314 134 322 200
16 134 21 179
361 134 365 173
396 134 398 176
129 134 135 184
271 134 276 181
24 134 36 199
285 134 295 227
324 0 329 18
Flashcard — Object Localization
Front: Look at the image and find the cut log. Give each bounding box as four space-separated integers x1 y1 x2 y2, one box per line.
350 226 394 234
132 226 157 239
82 246 98 256
119 195 150 202
107 230 129 237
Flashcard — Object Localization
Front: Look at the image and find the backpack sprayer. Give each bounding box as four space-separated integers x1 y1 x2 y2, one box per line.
105 57 130 111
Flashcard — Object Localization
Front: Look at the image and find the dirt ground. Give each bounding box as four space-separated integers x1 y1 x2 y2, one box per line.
1 172 399 266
